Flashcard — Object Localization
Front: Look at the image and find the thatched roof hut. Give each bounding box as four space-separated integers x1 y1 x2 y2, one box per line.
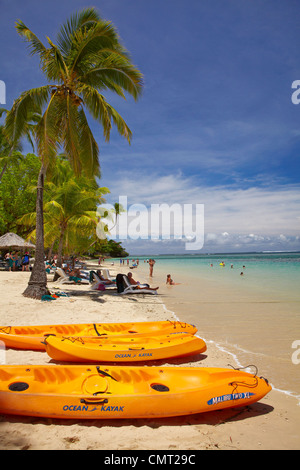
0 232 35 250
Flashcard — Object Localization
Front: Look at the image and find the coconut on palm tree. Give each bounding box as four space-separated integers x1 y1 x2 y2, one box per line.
4 8 143 298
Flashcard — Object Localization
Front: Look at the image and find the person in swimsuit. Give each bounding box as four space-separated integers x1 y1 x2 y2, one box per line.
166 274 180 285
148 258 155 277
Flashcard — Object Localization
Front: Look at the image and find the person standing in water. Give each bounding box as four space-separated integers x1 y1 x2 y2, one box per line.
149 258 155 277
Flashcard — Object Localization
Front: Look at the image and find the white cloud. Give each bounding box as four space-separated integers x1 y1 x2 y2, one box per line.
105 171 300 242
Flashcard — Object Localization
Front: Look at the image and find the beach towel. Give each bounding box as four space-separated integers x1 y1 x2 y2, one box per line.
41 295 56 302
69 276 81 283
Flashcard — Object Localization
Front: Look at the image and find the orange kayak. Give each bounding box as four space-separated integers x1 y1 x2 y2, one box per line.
0 364 271 419
0 321 197 351
43 332 206 362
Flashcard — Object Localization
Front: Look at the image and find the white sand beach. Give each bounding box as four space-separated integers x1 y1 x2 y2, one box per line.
0 264 299 450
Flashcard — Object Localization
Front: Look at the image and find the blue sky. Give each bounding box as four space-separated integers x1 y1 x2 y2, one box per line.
1 0 300 253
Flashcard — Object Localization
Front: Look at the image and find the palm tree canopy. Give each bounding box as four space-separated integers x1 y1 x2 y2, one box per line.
5 7 143 177
19 157 109 248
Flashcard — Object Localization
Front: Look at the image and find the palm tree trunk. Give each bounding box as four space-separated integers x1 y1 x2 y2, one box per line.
23 163 50 299
47 240 56 262
0 161 8 181
56 228 65 268
0 146 13 182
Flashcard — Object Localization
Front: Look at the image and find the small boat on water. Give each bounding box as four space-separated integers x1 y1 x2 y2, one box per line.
43 332 207 363
0 364 271 419
0 321 197 351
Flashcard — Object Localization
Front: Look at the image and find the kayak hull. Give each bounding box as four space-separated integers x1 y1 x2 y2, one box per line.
44 333 207 363
0 321 197 351
0 365 271 419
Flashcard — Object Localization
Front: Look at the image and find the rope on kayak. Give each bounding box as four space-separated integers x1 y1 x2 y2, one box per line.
167 319 187 329
61 336 85 344
0 326 11 334
96 366 118 382
93 324 108 337
227 364 269 393
228 364 258 376
228 364 259 393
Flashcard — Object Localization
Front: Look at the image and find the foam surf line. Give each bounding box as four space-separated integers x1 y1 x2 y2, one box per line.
160 300 243 367
161 300 181 322
160 293 300 405
209 341 300 405
268 384 300 405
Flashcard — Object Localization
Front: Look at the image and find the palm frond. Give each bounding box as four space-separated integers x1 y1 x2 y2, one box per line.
44 199 65 220
0 108 7 118
35 95 60 164
79 50 143 100
81 85 132 143
43 37 69 82
80 86 111 140
104 101 133 143
77 107 100 178
17 211 37 227
15 20 47 62
56 7 101 58
68 19 121 75
62 94 81 174
4 87 50 146
68 211 99 230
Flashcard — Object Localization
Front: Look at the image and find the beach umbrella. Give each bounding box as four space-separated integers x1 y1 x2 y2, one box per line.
0 232 35 251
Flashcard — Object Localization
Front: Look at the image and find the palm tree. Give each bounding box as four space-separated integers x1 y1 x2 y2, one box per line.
21 159 109 267
4 8 143 298
44 162 109 266
96 201 126 239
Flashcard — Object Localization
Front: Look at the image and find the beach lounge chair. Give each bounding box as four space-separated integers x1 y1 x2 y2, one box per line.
102 269 115 281
55 267 89 285
90 271 116 290
116 274 158 295
90 271 105 290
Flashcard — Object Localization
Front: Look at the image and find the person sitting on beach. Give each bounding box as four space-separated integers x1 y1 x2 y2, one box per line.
127 272 159 291
96 270 115 285
166 274 180 285
127 271 148 287
45 260 56 274
89 270 115 286
68 267 84 284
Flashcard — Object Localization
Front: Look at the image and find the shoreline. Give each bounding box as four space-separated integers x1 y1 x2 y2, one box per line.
137 259 300 403
0 265 299 450
162 293 300 405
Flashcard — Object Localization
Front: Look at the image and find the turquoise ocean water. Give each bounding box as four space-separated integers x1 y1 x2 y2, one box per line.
113 252 300 403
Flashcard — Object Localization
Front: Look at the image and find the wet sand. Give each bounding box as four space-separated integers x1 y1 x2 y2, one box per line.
0 265 299 450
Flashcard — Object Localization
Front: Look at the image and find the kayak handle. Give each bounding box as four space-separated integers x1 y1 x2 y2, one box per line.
80 398 108 405
41 333 56 345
